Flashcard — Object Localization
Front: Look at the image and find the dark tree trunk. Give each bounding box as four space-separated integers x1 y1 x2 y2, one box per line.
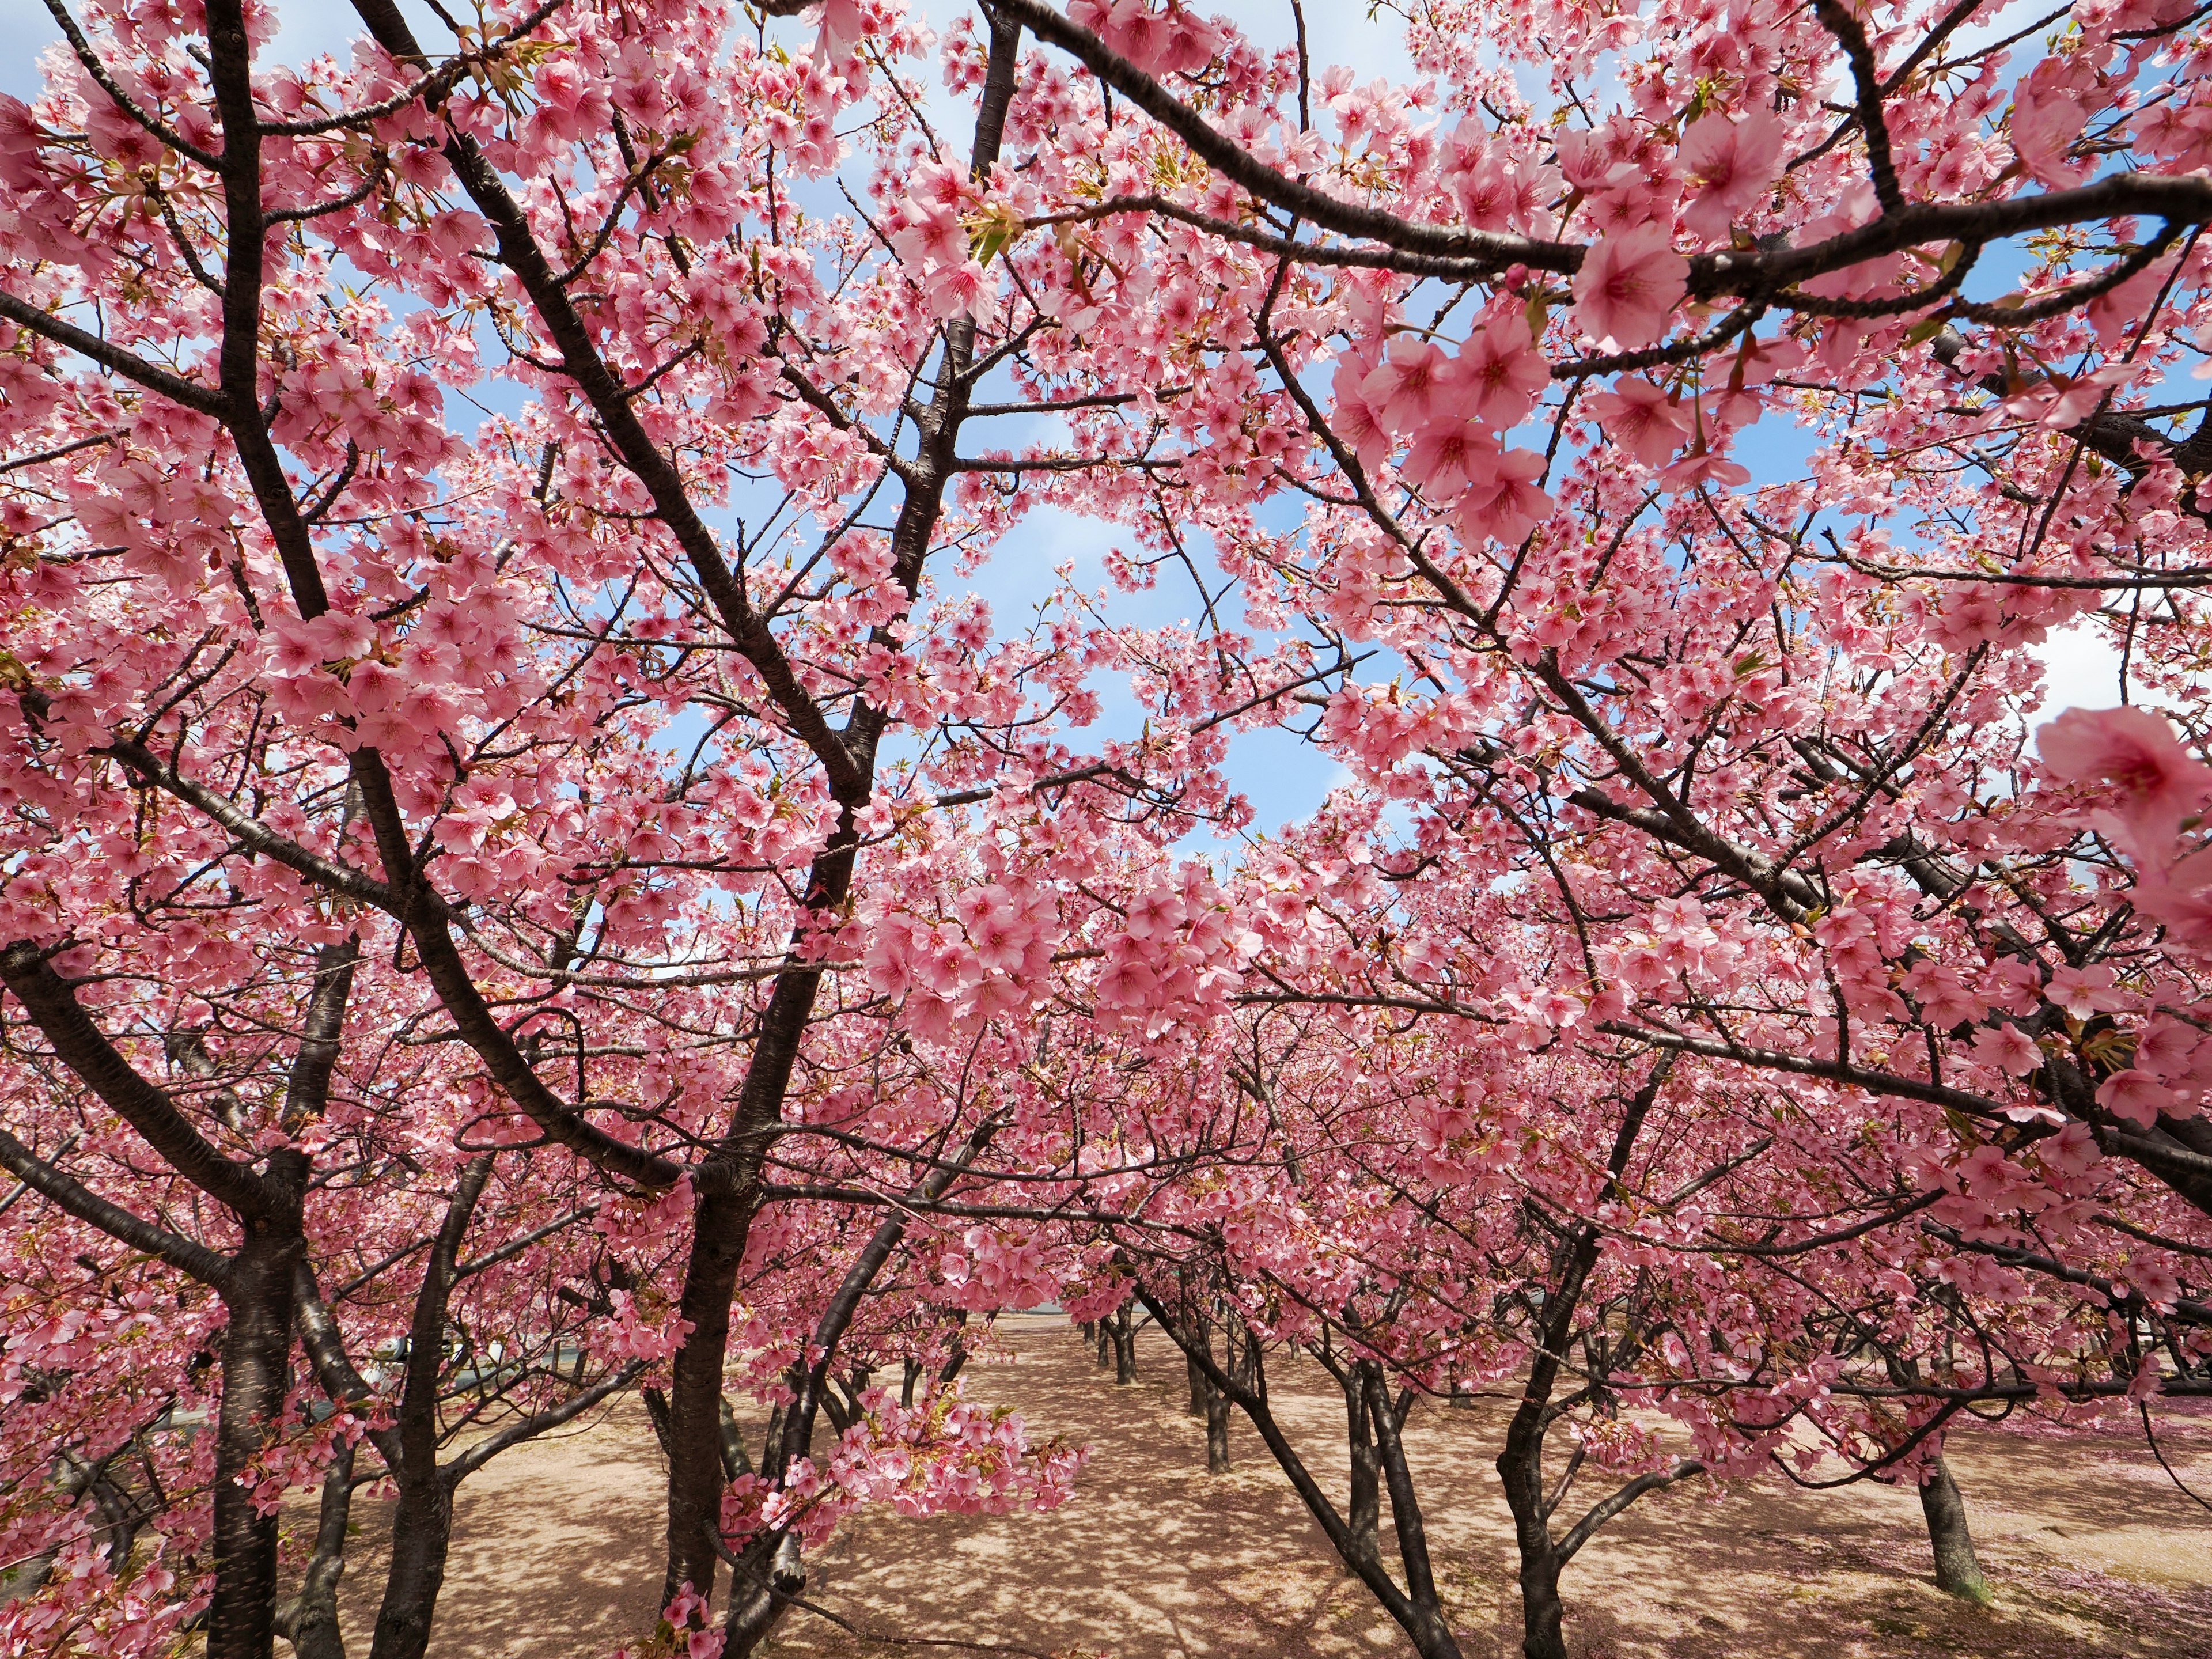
1918 1456 1993 1604
208 1228 302 1659
937 1315 970 1392
721 1531 804 1654
1186 1351 1205 1417
276 1441 354 1659
1496 1410 1567 1659
718 1394 753 1480
368 1153 488 1659
1495 1059 1671 1659
1141 1292 1463 1658
1340 1363 1381 1569
1362 1366 1453 1658
367 1476 454 1659
1514 1551 1567 1659
641 1386 675 1461
661 1186 755 1605
1111 1306 1138 1384
1096 1318 1113 1369
1205 1376 1232 1473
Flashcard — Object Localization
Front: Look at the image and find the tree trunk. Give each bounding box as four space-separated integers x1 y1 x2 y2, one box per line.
1198 1322 1232 1472
641 1386 675 1462
1494 1059 1668 1659
718 1395 753 1480
276 1441 354 1659
1112 1307 1137 1384
1340 1364 1381 1569
1514 1552 1567 1659
1496 1408 1567 1659
661 1186 755 1605
1138 1290 1462 1659
366 1152 488 1659
1205 1378 1232 1473
722 1531 804 1658
1918 1456 1994 1605
1186 1351 1205 1418
208 1229 301 1659
1096 1318 1113 1369
366 1474 453 1659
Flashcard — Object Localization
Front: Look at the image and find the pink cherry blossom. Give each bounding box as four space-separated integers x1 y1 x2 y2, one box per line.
1677 110 1785 241
1571 225 1689 352
1582 377 1691 467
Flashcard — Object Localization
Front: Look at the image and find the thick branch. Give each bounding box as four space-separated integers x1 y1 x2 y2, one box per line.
0 1123 233 1286
0 943 272 1219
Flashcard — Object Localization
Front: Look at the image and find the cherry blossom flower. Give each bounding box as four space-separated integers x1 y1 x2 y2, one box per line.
1571 224 1688 351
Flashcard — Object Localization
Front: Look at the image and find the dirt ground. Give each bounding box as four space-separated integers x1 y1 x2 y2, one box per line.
327 1313 2212 1659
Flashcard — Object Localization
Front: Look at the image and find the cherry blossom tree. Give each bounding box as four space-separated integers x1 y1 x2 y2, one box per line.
5 2 2212 1658
941 1 2212 1654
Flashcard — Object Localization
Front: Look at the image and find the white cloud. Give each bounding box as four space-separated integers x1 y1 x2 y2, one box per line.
2031 618 2183 719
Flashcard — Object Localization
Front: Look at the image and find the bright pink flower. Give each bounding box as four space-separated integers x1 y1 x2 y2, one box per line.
1330 353 1395 472
2133 862 2212 956
1677 110 1784 240
1454 447 1554 546
1361 337 1457 432
2038 706 2212 834
1452 315 1550 430
1572 225 1688 351
1657 441 1751 493
2097 1068 2174 1127
1582 377 1690 467
1404 418 1497 498
1969 1022 2042 1077
813 0 865 59
2012 71 2090 185
2046 965 2126 1018
2135 1018 2204 1082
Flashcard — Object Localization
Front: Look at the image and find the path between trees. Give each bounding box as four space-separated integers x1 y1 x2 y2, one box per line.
322 1314 2212 1659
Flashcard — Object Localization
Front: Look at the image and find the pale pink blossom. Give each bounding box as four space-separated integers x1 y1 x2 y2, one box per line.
2097 1068 2174 1127
1677 110 1785 240
1452 315 1550 430
2038 705 2212 846
1583 377 1690 467
1572 225 1688 351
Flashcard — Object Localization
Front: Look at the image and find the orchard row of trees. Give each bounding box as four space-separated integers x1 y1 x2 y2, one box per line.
1 1 2209 1657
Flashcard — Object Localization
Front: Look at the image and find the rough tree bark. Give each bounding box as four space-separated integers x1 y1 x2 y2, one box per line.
274 1442 355 1659
1918 1455 1994 1605
1110 1305 1139 1384
365 1156 491 1659
208 1225 302 1659
1336 1359 1383 1569
0 941 338 1659
1205 1369 1232 1475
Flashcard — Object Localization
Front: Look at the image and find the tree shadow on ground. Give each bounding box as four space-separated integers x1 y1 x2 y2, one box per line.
759 1316 2212 1659
313 1315 2212 1659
